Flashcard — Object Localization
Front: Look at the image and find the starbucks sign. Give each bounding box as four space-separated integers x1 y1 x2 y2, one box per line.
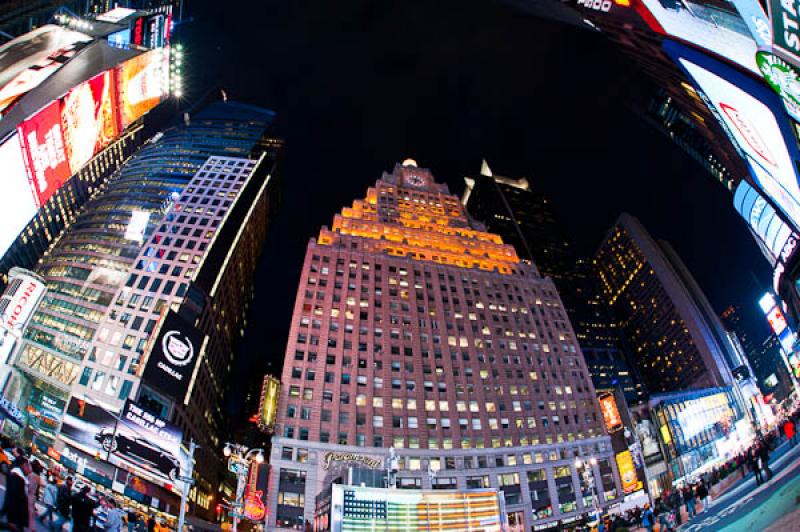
757 51 800 107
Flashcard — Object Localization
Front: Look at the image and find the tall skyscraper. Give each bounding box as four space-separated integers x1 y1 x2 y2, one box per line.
594 213 734 394
268 161 621 531
462 168 645 404
3 100 282 519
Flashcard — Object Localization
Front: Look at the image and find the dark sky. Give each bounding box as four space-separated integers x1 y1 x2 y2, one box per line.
180 0 772 415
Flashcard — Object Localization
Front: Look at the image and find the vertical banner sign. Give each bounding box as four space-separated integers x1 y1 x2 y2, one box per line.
770 0 800 63
599 394 623 433
141 311 204 401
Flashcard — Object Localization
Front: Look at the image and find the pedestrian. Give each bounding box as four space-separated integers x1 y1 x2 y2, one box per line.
103 499 125 532
696 480 710 513
1 456 30 531
641 502 655 532
52 476 74 532
27 459 43 531
127 513 144 532
146 515 156 532
656 496 673 531
669 488 683 525
71 486 99 532
683 483 696 520
784 418 797 447
758 441 773 482
749 448 762 485
40 474 60 525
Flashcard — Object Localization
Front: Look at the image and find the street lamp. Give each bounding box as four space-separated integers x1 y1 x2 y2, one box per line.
575 457 599 525
223 442 265 532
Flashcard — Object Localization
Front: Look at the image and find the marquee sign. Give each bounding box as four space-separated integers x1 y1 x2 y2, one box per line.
322 452 382 470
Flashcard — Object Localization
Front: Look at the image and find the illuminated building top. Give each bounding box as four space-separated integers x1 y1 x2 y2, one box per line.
317 162 524 275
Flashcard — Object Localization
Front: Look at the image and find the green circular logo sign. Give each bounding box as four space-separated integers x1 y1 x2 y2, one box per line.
757 51 800 107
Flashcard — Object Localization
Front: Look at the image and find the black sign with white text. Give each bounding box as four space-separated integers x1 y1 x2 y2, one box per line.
141 311 203 402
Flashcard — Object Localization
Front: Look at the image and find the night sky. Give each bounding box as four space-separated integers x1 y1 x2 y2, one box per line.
180 0 773 416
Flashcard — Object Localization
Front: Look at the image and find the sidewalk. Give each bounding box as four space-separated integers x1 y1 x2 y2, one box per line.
625 439 800 532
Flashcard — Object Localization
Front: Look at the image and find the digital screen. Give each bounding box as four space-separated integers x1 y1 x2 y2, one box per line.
124 210 150 242
60 70 119 174
17 100 71 207
733 181 796 262
0 25 90 116
599 394 622 432
638 0 760 74
331 485 505 532
615 451 639 494
665 41 800 232
767 306 789 336
60 397 187 489
116 50 169 129
0 135 38 256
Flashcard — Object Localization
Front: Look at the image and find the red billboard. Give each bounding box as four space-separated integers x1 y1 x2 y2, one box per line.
599 394 622 432
116 50 169 129
60 70 119 173
17 100 71 207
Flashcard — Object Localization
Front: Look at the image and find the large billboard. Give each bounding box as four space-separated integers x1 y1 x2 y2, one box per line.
0 268 46 335
734 180 797 264
599 394 622 433
0 25 90 117
17 100 71 207
638 0 760 74
60 397 186 487
141 311 205 402
664 40 800 233
116 49 169 129
615 451 640 494
60 70 119 174
0 135 38 255
330 485 506 532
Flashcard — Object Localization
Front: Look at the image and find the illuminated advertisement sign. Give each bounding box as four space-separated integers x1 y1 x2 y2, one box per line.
731 0 771 47
664 40 800 233
615 451 639 494
96 7 137 23
258 375 279 431
0 268 46 335
734 181 797 263
17 100 71 207
330 485 506 532
60 397 186 487
769 0 800 63
242 462 267 521
599 394 622 432
141 311 205 402
656 389 739 454
0 26 90 116
0 135 38 255
116 49 169 129
61 70 119 174
638 0 760 74
767 305 789 335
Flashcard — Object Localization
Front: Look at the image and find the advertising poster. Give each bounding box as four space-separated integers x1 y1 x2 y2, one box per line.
141 311 205 402
599 394 622 432
615 451 639 494
116 50 169 129
0 135 38 256
664 40 800 232
60 397 186 487
60 70 119 174
0 25 90 115
17 100 71 207
0 268 47 335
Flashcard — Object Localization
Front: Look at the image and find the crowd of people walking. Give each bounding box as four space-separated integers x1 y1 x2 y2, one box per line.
0 444 172 532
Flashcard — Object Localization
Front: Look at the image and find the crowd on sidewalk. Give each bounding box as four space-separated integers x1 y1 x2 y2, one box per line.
0 440 173 532
598 408 800 532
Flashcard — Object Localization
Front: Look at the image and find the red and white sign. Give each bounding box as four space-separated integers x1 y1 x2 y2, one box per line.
1 270 46 336
17 100 71 207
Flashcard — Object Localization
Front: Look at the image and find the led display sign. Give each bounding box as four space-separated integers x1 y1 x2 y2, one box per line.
664 40 800 233
0 135 38 256
615 451 639 494
733 180 797 264
17 100 71 207
330 485 506 532
60 70 119 173
141 311 205 402
639 0 760 74
0 26 90 117
116 50 169 129
599 394 622 432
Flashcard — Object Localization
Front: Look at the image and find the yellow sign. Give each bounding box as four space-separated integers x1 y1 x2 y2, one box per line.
615 451 638 494
660 424 672 444
258 376 280 431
